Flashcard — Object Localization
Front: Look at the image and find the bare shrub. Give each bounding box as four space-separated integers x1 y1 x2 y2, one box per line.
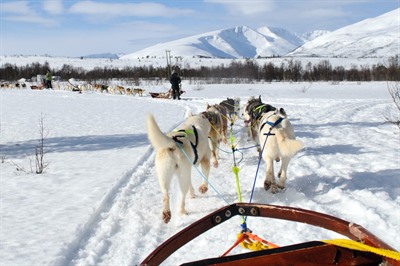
384 82 400 129
298 82 312 93
35 113 49 174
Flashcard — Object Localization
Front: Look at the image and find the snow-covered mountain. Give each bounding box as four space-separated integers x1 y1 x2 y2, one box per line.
289 8 400 58
81 53 120 59
121 8 398 60
120 26 322 60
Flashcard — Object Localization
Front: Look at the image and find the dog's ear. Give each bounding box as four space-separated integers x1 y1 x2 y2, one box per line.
279 108 287 118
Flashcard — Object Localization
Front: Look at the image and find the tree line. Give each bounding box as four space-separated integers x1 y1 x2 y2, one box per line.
1 56 399 83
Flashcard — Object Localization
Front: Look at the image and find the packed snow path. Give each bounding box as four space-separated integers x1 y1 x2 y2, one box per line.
53 98 398 266
1 83 398 266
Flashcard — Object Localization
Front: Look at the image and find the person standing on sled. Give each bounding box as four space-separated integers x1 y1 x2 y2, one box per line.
170 70 181 100
45 70 53 89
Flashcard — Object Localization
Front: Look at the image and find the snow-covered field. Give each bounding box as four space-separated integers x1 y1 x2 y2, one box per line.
1 81 399 265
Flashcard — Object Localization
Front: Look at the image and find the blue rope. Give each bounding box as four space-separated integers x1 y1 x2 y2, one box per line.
176 142 230 205
245 130 271 223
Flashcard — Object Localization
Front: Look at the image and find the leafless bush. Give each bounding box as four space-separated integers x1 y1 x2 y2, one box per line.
192 83 205 91
10 160 28 173
384 82 400 129
35 113 49 174
298 82 312 93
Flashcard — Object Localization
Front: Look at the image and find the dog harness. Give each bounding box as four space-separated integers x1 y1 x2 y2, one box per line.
172 125 199 165
259 116 284 134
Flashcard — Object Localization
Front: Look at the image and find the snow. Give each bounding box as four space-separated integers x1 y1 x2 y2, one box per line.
289 8 400 58
1 78 399 265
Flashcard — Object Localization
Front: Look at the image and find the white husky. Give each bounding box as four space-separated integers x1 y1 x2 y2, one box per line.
146 113 212 223
258 108 303 193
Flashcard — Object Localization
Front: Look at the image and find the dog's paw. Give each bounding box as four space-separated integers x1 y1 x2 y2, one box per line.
162 210 171 224
271 184 279 194
264 181 271 191
213 160 219 168
199 184 208 194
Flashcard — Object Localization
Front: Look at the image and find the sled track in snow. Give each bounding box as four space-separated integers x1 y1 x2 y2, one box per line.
51 145 160 266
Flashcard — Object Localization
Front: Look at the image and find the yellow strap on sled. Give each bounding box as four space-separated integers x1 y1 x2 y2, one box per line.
237 233 269 251
322 239 400 261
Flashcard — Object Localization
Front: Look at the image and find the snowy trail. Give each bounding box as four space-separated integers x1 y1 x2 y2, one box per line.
50 145 155 266
51 99 208 266
26 90 398 266
61 96 399 265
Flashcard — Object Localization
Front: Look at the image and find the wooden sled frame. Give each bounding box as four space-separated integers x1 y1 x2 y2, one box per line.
140 203 398 266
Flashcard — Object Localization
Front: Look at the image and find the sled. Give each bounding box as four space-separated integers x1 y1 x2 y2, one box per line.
140 203 400 266
149 88 185 99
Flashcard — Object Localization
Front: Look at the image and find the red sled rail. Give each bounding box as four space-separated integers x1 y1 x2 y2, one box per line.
140 203 399 266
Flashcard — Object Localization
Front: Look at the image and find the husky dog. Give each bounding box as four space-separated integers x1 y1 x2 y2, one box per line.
201 104 226 168
258 108 303 193
243 96 276 150
220 97 241 120
146 113 212 223
214 104 228 144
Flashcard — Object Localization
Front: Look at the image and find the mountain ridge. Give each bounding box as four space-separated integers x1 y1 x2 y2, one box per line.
96 8 399 60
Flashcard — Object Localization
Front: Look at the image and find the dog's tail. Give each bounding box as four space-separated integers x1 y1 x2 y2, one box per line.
146 113 176 150
276 130 304 158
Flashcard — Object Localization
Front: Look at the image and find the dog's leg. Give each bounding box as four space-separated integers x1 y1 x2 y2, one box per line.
177 167 192 216
198 157 210 194
210 138 219 168
264 158 277 193
251 127 261 153
277 157 290 190
156 164 174 224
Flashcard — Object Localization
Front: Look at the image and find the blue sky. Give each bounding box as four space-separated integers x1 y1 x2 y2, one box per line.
1 0 398 57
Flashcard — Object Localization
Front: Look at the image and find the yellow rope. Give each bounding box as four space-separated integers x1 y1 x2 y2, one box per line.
237 233 269 251
322 239 400 261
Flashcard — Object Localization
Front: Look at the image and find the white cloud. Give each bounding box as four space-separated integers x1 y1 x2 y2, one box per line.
3 15 58 27
1 1 59 27
68 1 193 18
204 0 274 16
42 0 63 15
300 8 348 19
1 1 31 15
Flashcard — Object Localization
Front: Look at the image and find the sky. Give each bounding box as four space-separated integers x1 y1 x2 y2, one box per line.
0 0 399 57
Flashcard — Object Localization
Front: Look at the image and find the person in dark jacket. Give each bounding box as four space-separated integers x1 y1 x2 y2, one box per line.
45 70 53 89
169 71 181 100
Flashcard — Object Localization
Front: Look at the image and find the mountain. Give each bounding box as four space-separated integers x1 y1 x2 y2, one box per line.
120 26 325 60
120 9 398 60
81 53 121 59
289 8 400 58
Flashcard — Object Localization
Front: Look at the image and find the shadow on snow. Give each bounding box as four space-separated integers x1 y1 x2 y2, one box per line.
0 133 148 158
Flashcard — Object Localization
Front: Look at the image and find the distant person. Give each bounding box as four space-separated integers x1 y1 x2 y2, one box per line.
170 70 181 100
45 71 53 89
